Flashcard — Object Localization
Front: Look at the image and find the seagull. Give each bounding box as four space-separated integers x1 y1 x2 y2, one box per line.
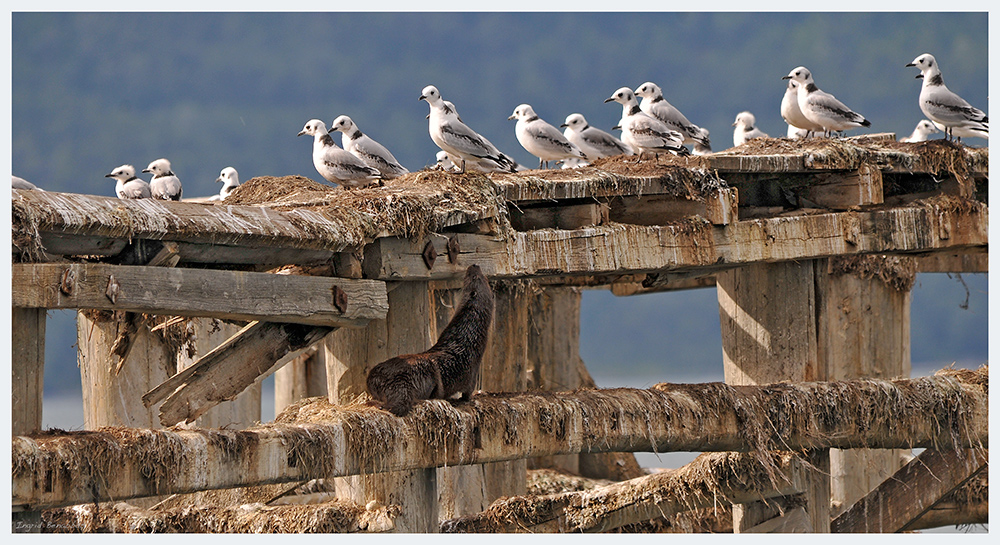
634 81 710 150
899 120 941 143
435 150 459 171
691 128 712 155
329 115 409 179
419 85 517 173
212 166 241 200
561 112 633 161
782 66 871 135
604 87 688 158
508 104 586 169
12 176 42 191
142 158 182 200
780 78 824 137
906 53 988 142
298 119 381 188
732 111 770 146
787 124 811 139
105 164 151 199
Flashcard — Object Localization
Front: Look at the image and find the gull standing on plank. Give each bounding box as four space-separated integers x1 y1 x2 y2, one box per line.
782 66 871 135
106 164 151 199
298 119 380 188
899 120 940 143
509 104 586 169
605 87 688 158
329 115 409 179
419 85 516 173
212 166 241 201
732 111 769 146
906 53 988 142
142 158 183 200
634 81 710 150
561 112 633 161
780 78 824 137
12 176 42 191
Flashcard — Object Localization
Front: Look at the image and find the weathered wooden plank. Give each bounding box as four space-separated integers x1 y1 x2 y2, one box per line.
12 368 987 511
831 447 988 533
12 263 388 327
362 199 988 281
442 451 808 533
916 250 988 273
796 164 883 210
144 321 334 426
11 307 45 436
510 202 608 231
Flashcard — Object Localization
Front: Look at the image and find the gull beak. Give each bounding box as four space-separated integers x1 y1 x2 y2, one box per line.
732 121 738 127
507 114 517 120
612 125 620 131
905 62 916 67
297 130 306 137
328 127 336 134
915 74 923 79
418 94 427 101
104 173 114 178
141 168 151 173
560 123 568 128
781 75 792 80
604 97 616 103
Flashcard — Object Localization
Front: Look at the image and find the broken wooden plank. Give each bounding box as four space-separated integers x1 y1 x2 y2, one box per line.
363 198 988 281
143 321 334 426
12 263 388 327
831 447 988 533
442 451 809 533
13 367 987 511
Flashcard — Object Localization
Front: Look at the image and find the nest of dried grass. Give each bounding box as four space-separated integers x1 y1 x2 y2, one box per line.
828 254 917 292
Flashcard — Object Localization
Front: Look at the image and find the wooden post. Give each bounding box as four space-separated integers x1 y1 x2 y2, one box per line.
174 318 261 430
77 312 175 429
717 261 830 532
12 307 45 435
816 257 913 517
324 282 438 532
437 280 530 519
526 286 583 474
274 346 328 415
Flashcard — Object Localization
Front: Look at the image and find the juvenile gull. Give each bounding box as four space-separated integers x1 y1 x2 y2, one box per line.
435 150 459 172
732 111 769 147
105 164 151 199
298 119 380 188
561 112 633 161
906 53 988 141
634 81 710 150
12 176 42 191
329 115 409 179
419 85 516 173
212 166 241 200
780 78 824 137
142 158 183 200
787 124 811 139
508 104 586 169
782 66 871 135
604 87 688 158
899 120 940 143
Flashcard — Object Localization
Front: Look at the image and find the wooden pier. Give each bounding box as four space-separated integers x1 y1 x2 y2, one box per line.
10 136 988 532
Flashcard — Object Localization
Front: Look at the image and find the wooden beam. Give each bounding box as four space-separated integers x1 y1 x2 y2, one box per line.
143 321 334 426
916 250 988 273
442 451 809 533
606 188 737 226
13 368 987 511
509 202 608 231
12 263 388 327
831 447 988 533
11 307 45 436
362 199 988 281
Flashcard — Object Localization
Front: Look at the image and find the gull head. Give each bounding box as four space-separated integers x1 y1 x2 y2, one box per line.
605 87 637 106
329 115 356 134
733 111 756 129
785 78 799 91
105 164 136 181
782 66 813 85
915 119 940 136
142 158 172 176
906 53 937 78
216 166 240 186
561 113 587 130
419 85 442 104
634 82 662 100
508 104 536 121
298 119 327 137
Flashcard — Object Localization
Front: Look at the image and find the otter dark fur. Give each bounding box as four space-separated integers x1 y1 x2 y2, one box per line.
366 264 494 416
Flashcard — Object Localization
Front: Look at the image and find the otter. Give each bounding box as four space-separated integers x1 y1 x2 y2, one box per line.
366 264 494 416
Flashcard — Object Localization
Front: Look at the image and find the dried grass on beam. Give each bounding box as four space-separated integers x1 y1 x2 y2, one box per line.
40 498 399 533
12 367 987 511
442 451 805 533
